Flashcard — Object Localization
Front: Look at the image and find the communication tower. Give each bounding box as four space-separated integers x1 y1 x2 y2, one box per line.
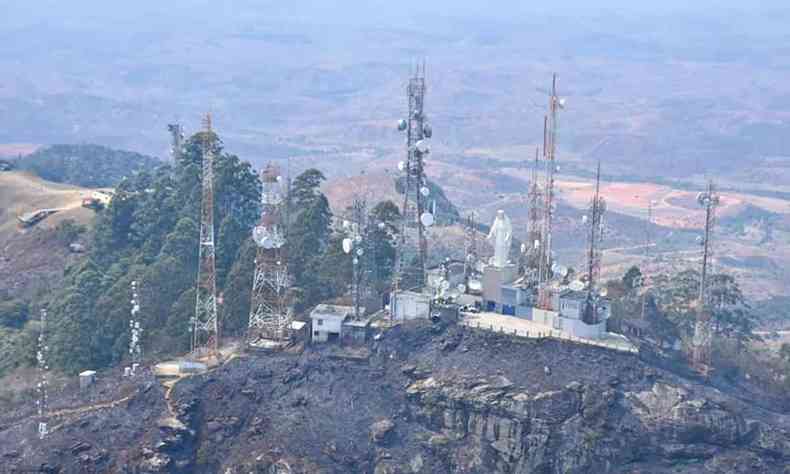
393 64 434 295
343 197 372 319
524 147 543 281
248 164 292 347
537 74 564 309
582 162 607 324
36 309 49 440
691 181 720 376
129 280 143 372
463 211 479 288
192 114 219 357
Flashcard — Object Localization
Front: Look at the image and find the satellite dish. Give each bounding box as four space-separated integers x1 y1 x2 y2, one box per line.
354 235 362 244
342 238 353 254
352 257 359 265
457 283 467 293
534 239 540 249
276 175 283 182
520 243 527 253
397 161 405 171
356 248 364 256
378 222 386 230
253 226 268 247
582 215 589 224
342 220 351 229
599 287 609 297
420 212 435 227
556 265 569 278
398 119 407 131
468 280 482 291
420 186 430 197
423 123 432 138
569 280 585 292
558 98 567 108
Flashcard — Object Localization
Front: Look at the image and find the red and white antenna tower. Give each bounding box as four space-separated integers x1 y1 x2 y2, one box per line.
537 74 564 309
192 113 219 357
248 164 292 347
393 64 433 296
691 180 720 376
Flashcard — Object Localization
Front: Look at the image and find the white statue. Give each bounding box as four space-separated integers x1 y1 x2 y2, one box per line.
487 210 512 268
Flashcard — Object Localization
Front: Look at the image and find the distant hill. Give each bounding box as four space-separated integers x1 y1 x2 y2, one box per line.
16 144 159 188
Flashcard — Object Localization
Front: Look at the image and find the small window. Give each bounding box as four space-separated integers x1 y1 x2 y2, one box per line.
317 319 323 326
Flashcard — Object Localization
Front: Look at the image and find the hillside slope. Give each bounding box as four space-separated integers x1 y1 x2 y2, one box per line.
3 323 790 473
0 171 98 296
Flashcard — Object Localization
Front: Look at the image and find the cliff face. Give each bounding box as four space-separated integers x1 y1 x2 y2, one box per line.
3 322 790 473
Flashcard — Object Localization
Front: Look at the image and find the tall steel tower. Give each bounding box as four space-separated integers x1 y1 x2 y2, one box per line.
192 114 219 357
248 164 292 347
582 162 607 324
463 211 479 289
536 74 564 309
524 147 544 280
167 123 184 161
129 280 143 372
36 308 49 440
393 64 433 294
691 181 720 376
343 197 372 319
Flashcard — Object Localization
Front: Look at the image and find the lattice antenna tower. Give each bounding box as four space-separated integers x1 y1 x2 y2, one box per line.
691 180 720 376
582 161 607 324
524 146 544 280
167 123 184 161
248 164 292 346
129 280 143 371
192 113 219 357
36 308 49 440
393 64 434 293
343 197 372 319
536 74 564 309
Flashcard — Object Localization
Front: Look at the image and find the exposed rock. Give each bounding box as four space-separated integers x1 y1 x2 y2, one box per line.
371 419 396 445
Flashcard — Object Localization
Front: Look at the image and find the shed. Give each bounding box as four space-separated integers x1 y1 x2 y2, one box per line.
310 304 353 343
79 370 96 389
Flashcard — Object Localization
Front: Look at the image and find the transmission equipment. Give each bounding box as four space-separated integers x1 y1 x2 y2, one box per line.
36 308 49 440
393 63 433 295
192 113 219 357
691 180 720 376
343 197 373 320
247 164 292 348
129 280 143 373
167 123 184 161
582 162 607 325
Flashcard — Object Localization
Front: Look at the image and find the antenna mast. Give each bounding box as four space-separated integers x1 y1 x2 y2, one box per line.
583 161 607 324
525 147 544 281
463 211 479 289
129 280 143 373
691 180 720 376
248 164 292 347
344 197 372 319
36 308 49 440
393 65 433 295
192 113 219 357
537 74 563 309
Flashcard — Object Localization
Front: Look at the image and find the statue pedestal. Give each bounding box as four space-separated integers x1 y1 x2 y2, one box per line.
482 263 518 310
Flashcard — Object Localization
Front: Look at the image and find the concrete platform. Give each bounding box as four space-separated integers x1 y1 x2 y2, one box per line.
460 311 638 354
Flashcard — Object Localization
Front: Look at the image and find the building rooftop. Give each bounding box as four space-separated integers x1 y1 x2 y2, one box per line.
311 304 354 318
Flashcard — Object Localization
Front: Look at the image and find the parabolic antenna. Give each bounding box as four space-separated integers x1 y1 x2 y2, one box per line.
356 248 364 256
420 186 430 197
468 280 482 292
423 123 432 138
253 226 268 247
569 280 585 292
397 161 405 171
599 287 609 297
398 119 407 131
457 283 467 293
354 235 362 244
534 239 540 249
557 265 569 278
342 238 353 254
420 212 435 227
520 243 527 253
342 220 351 229
582 215 589 224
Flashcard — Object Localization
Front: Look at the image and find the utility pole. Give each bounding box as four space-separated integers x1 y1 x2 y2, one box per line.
583 161 607 324
393 64 433 296
192 114 219 358
36 308 49 440
692 180 720 376
248 164 292 347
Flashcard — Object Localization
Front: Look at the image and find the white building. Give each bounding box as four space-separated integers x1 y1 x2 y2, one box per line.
390 291 431 321
310 304 352 343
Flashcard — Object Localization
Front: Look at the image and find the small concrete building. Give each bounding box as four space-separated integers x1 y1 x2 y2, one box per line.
342 315 371 345
390 291 431 321
79 370 96 389
310 304 352 343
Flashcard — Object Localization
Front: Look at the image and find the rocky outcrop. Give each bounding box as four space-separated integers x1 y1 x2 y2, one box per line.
404 374 790 473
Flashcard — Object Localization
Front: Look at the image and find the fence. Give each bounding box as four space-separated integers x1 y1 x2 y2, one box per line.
459 319 638 354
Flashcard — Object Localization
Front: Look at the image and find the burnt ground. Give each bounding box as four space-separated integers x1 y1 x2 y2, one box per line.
2 321 790 473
